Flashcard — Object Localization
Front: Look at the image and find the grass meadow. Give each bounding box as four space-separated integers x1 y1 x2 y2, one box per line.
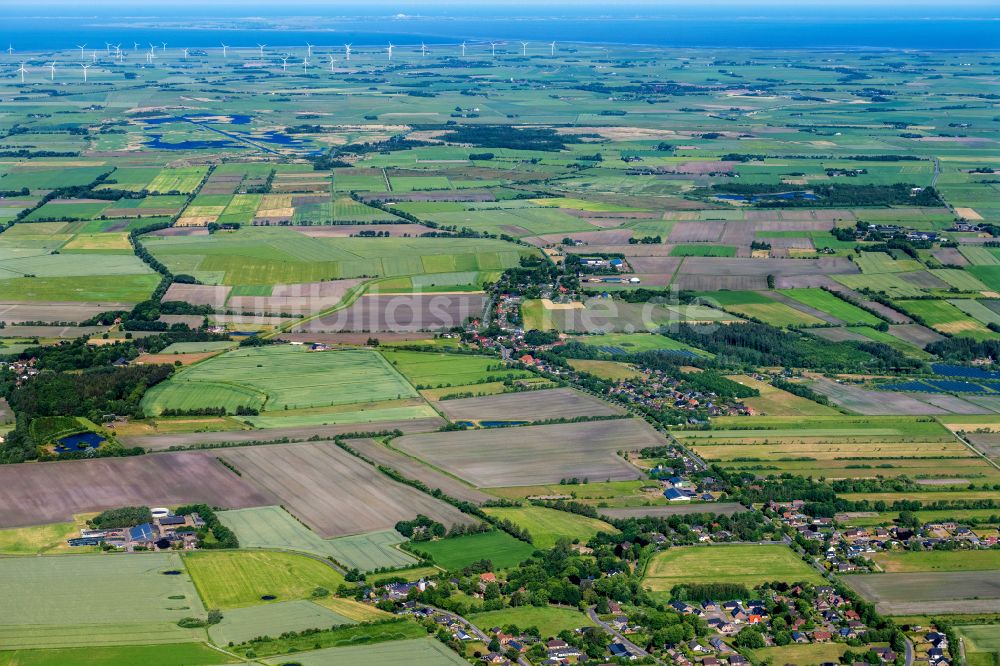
644 544 824 591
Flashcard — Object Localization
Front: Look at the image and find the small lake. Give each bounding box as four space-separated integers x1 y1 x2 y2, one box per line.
55 431 105 454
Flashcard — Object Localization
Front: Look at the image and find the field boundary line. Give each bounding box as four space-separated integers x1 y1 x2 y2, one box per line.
950 429 1000 473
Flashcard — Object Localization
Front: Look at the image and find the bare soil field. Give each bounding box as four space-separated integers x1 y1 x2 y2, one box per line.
0 302 124 324
674 275 769 291
627 257 684 274
667 221 725 243
122 416 445 450
0 453 272 528
809 378 948 416
680 257 858 277
227 279 363 315
218 441 477 537
843 571 1000 615
809 328 867 343
393 419 657 487
772 274 840 290
598 503 747 520
278 331 432 344
523 230 635 247
965 433 1000 460
917 394 990 415
932 248 968 267
299 294 487 332
163 283 232 308
344 438 493 504
434 387 624 422
887 324 944 346
0 324 105 338
565 244 677 257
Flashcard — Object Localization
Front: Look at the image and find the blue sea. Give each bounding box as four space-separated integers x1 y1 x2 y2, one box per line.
1 4 998 51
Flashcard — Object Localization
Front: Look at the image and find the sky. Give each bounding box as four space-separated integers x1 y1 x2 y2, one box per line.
8 0 1000 6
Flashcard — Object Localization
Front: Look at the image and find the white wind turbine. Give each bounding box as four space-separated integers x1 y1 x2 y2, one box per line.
489 41 497 58
420 42 428 57
47 62 56 80
77 44 87 59
386 43 394 62
257 43 266 57
306 42 313 58
81 63 91 82
302 57 309 73
182 48 189 59
344 44 351 61
91 50 98 63
16 62 26 83
105 42 112 54
161 42 167 54
460 42 466 57
328 54 336 72
221 43 229 58
7 45 14 56
133 41 140 51
549 41 556 56
521 41 529 56
148 43 157 58
280 55 289 72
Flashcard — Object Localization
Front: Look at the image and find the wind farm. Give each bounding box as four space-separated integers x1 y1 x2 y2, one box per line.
0 5 999 666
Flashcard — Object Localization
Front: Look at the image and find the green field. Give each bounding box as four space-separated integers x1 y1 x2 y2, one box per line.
571 332 710 356
644 545 824 590
670 244 736 257
777 288 883 326
749 642 849 665
407 530 536 571
381 350 531 388
142 346 417 415
468 606 595 638
957 625 1000 664
703 291 825 327
0 553 206 649
481 506 617 549
871 550 1000 573
143 227 535 286
0 644 236 666
216 506 417 571
207 600 355 646
233 619 426 658
0 519 80 555
183 551 346 609
260 637 467 665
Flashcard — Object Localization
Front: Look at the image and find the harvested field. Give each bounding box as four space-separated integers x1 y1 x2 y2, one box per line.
299 294 487 332
434 387 623 422
523 230 635 247
227 279 363 315
344 438 492 504
598 503 747 520
843 571 1000 615
394 419 657 487
279 331 433 345
218 441 477 537
162 283 232 308
673 275 769 291
932 248 969 267
121 416 444 450
0 453 271 528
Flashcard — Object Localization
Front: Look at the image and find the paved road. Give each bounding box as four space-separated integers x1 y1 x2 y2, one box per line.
431 606 531 666
586 606 654 660
904 636 914 666
931 157 941 188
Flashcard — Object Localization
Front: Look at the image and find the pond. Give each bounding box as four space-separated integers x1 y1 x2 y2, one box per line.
55 431 105 454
